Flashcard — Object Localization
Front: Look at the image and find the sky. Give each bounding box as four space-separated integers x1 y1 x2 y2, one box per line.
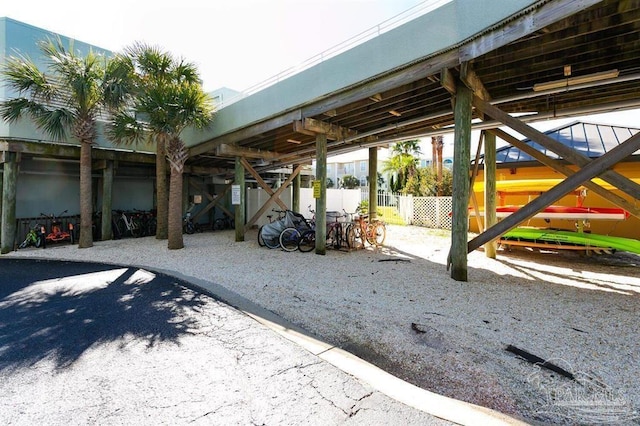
2 0 637 160
1 0 427 92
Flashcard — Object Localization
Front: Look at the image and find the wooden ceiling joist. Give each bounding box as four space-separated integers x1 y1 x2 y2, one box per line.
216 143 278 160
293 117 358 140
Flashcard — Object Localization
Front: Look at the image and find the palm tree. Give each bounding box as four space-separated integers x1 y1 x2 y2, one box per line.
108 43 214 249
0 38 130 248
382 139 422 192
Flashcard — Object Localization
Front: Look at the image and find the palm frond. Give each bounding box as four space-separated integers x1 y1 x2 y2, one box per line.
34 108 75 141
106 111 147 145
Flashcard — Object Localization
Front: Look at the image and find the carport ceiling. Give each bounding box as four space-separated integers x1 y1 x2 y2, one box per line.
187 0 640 175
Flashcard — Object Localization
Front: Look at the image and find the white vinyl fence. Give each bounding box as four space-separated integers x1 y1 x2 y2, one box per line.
246 186 453 230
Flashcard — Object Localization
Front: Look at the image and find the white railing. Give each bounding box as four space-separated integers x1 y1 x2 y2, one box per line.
220 0 452 108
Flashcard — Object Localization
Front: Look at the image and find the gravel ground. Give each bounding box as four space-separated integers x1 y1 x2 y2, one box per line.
7 225 640 425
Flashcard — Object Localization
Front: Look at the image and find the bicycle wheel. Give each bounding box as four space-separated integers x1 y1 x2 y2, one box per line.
258 226 266 247
262 228 281 249
147 218 157 236
116 218 127 238
345 224 363 249
298 230 316 252
366 222 386 246
279 227 301 252
213 218 225 231
334 223 343 249
131 218 143 238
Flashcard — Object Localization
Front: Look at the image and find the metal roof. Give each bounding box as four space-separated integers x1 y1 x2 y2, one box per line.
493 122 640 164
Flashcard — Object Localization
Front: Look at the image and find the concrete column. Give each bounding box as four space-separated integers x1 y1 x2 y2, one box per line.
450 82 472 282
101 160 114 240
292 164 300 213
234 157 245 242
315 134 327 255
483 131 497 258
368 147 378 220
1 153 18 254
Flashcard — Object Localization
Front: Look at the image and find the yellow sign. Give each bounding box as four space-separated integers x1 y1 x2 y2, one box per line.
313 180 321 198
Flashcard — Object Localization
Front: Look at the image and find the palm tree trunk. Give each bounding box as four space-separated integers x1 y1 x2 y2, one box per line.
155 137 168 240
167 165 184 250
78 140 93 248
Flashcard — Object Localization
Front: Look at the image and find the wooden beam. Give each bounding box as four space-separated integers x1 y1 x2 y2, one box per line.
0 140 155 164
244 163 304 232
188 109 303 157
440 68 457 96
294 117 358 141
460 63 491 102
216 143 278 160
489 128 640 220
468 131 640 253
459 0 603 62
189 180 232 221
183 165 228 176
240 157 294 231
473 96 640 200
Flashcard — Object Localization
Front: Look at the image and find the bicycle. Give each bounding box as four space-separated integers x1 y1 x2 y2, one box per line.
278 211 315 252
113 210 143 239
258 209 286 247
344 207 386 248
183 212 202 234
18 221 44 249
213 214 235 231
297 206 346 252
259 209 303 249
40 210 74 245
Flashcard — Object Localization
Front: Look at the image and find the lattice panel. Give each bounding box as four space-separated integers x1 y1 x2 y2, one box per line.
411 197 453 229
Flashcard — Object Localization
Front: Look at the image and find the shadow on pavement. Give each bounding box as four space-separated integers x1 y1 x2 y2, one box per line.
0 258 209 371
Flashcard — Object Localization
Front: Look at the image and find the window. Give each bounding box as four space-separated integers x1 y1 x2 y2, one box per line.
360 161 367 172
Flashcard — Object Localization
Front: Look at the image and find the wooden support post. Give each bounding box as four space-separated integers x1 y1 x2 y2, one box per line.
449 82 473 282
469 132 485 233
368 147 378 220
101 160 114 241
234 157 245 242
483 131 497 258
292 164 301 213
468 131 640 252
315 133 327 255
1 152 18 254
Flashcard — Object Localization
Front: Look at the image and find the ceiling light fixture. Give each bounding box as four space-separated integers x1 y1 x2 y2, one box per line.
533 69 619 92
286 139 302 144
388 110 402 117
369 94 382 102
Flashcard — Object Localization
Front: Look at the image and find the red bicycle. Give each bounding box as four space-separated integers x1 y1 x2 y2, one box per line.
40 210 74 246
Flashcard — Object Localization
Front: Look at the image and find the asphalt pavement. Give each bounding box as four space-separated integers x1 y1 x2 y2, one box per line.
0 257 524 425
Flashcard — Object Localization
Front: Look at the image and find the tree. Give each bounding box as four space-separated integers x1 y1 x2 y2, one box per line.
341 174 360 189
404 166 453 196
382 139 421 192
108 43 214 249
326 177 334 188
0 38 130 248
